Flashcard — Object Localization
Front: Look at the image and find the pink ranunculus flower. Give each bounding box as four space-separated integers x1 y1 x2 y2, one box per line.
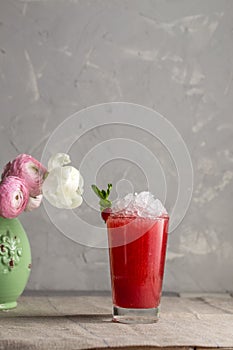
2 154 48 197
1 161 11 179
0 176 29 218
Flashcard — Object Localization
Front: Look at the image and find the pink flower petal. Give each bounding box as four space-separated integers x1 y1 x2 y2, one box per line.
1 154 48 197
0 176 29 218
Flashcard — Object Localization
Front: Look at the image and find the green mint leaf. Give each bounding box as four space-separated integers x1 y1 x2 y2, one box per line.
99 198 111 209
92 183 112 212
107 184 112 196
91 185 104 199
101 190 107 198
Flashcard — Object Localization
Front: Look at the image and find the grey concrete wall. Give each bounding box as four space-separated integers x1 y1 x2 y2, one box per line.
0 0 232 292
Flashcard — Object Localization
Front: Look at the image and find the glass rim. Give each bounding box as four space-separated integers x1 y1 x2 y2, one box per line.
107 213 169 220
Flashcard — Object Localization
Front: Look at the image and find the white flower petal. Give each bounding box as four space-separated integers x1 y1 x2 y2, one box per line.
42 166 84 209
78 174 84 195
68 192 83 209
25 194 43 212
48 153 71 172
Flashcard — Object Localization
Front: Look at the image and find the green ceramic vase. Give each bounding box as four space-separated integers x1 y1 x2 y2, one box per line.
0 217 31 310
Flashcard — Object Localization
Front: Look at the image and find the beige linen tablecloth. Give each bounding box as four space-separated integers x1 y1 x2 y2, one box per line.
0 292 233 350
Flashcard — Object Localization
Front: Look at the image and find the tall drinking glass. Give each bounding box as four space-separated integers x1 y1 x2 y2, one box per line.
107 214 169 324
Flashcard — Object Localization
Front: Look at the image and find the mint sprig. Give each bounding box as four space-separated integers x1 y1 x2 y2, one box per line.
91 184 112 211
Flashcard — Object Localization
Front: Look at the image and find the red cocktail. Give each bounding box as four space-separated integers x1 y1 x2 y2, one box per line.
107 214 169 323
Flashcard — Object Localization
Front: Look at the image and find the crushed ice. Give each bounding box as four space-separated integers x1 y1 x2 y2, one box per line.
112 191 167 218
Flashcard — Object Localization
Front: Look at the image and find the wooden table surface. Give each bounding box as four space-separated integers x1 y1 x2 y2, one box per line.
0 292 233 350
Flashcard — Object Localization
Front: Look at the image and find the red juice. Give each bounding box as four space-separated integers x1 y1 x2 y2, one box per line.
107 215 169 310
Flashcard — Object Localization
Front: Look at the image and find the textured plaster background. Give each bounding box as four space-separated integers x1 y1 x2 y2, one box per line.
0 0 233 292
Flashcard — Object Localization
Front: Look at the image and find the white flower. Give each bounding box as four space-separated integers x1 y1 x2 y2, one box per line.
47 153 71 172
25 194 43 212
42 153 84 209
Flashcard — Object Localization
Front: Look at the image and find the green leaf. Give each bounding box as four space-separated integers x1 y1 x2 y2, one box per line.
101 190 107 198
91 185 104 199
92 183 112 212
99 198 111 209
43 171 49 181
107 184 112 196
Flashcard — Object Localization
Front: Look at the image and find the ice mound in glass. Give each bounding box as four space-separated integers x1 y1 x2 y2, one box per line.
112 191 167 219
